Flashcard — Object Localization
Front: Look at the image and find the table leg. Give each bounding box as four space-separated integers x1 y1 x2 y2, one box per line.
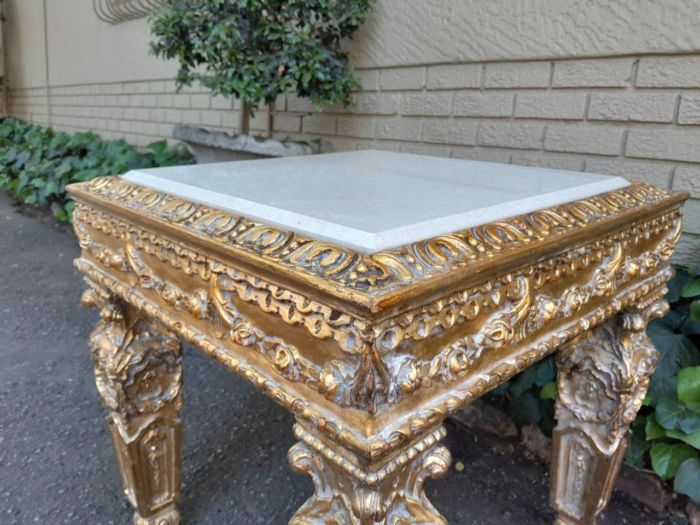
550 306 665 525
82 287 183 525
288 422 451 525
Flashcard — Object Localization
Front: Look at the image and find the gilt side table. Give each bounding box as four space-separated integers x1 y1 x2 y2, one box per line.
68 151 688 525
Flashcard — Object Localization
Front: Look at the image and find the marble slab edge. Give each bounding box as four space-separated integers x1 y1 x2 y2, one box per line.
67 177 689 320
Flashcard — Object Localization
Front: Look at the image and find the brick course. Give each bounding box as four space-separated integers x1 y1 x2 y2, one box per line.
7 53 700 264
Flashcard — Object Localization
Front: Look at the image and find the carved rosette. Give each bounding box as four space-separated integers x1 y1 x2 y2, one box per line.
82 285 183 525
551 301 667 525
288 424 451 525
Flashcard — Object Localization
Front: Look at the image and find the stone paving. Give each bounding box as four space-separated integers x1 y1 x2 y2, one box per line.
0 193 679 524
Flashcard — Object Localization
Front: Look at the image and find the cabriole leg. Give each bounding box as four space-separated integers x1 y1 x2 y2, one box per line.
82 286 183 525
551 304 667 525
288 421 451 525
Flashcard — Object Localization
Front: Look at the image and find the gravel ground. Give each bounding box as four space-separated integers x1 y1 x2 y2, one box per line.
0 193 683 524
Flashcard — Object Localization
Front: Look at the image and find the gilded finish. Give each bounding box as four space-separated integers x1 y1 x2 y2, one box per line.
68 175 687 525
551 302 667 525
82 285 183 525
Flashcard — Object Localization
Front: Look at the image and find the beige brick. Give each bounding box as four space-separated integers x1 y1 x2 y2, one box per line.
165 109 183 124
272 114 301 133
180 109 201 125
321 137 357 152
211 96 233 110
588 93 676 123
173 94 193 109
149 81 169 94
354 92 400 115
301 114 336 135
426 64 480 90
379 67 425 90
156 94 174 108
553 58 633 88
201 111 221 126
477 122 544 150
452 92 513 117
337 116 376 138
585 159 672 187
515 92 586 120
673 166 700 198
511 152 583 171
682 199 700 234
449 146 478 160
376 117 422 141
190 94 211 109
484 62 550 89
673 233 700 267
399 143 451 157
678 94 700 125
545 125 623 156
287 94 315 113
221 111 241 130
475 148 513 163
627 128 700 163
355 69 379 91
637 57 700 88
422 118 477 146
400 92 452 116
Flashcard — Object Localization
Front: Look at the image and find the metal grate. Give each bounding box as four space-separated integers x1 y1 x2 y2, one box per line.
93 0 167 24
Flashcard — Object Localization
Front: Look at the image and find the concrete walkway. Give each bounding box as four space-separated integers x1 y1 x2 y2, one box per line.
0 193 679 524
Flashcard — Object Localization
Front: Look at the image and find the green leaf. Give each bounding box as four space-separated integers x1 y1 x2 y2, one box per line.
682 278 700 299
674 458 700 503
656 399 688 430
511 391 541 427
691 301 700 324
666 428 700 449
678 366 700 406
645 414 666 440
510 366 538 398
650 442 698 480
540 382 557 400
625 431 651 468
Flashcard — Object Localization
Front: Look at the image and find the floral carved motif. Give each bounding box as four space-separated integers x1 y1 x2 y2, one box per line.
81 284 183 524
551 304 667 524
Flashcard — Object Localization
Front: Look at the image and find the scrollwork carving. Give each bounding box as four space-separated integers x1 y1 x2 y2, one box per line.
74 177 677 292
289 424 450 525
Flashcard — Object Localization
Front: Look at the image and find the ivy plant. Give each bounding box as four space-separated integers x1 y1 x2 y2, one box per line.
0 118 193 222
149 0 374 134
488 267 700 503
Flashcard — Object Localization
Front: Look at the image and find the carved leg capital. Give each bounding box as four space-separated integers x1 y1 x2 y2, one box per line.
551 303 664 524
83 284 183 525
289 422 450 525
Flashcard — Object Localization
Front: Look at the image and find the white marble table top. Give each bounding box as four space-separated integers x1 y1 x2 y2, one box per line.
123 150 628 253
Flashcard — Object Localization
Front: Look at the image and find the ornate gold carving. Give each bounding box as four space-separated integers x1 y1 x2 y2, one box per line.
289 423 450 525
73 177 676 293
68 174 689 525
82 286 183 525
72 194 682 415
550 303 667 525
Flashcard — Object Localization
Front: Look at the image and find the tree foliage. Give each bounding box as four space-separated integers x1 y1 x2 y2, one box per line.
149 0 373 112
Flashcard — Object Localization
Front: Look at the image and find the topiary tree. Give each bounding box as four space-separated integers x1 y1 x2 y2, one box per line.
149 0 373 136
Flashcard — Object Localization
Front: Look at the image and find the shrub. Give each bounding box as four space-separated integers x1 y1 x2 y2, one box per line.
490 266 700 503
0 118 193 222
149 0 374 134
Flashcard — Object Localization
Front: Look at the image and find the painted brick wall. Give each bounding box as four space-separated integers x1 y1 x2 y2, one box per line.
7 55 700 264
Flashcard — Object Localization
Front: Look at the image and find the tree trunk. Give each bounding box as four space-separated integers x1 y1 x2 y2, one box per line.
240 103 251 136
